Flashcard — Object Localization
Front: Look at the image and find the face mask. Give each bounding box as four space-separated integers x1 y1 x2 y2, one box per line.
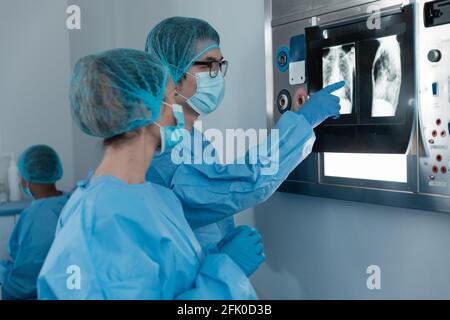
22 185 33 199
180 71 225 115
155 103 186 154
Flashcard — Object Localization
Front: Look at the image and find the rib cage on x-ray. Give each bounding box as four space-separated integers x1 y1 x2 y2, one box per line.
371 35 402 117
322 44 355 114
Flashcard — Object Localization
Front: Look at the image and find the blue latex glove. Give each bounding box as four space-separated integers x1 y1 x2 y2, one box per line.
297 80 345 128
218 226 265 277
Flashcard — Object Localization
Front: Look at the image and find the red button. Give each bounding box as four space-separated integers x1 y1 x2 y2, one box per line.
436 119 442 126
432 130 438 137
432 166 439 174
442 166 447 174
441 130 447 137
437 155 443 162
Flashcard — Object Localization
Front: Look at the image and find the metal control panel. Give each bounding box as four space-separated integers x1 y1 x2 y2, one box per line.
418 0 450 196
266 0 450 213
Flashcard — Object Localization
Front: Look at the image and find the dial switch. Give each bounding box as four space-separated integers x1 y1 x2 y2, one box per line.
428 49 442 63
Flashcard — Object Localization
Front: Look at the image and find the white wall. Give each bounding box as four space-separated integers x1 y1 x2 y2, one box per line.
68 0 118 181
251 193 450 299
0 0 75 191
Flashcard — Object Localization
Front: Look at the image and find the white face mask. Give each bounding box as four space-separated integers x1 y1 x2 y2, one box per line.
177 71 225 115
22 183 33 199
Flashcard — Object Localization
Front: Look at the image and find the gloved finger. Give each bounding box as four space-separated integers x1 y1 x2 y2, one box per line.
218 226 248 248
230 225 252 238
333 104 342 117
218 232 236 247
236 229 254 239
252 236 262 246
241 227 259 238
248 227 260 235
322 80 345 94
257 252 266 263
254 243 264 255
331 108 341 119
249 228 261 238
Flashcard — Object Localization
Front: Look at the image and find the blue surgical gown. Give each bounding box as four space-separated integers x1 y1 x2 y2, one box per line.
147 137 236 250
37 175 256 300
0 193 70 300
146 111 315 232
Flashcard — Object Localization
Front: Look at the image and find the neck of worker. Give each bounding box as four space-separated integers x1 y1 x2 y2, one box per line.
31 184 62 199
95 134 158 185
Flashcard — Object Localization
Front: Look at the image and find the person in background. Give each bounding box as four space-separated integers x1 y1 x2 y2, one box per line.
145 17 344 249
37 49 264 300
0 145 70 300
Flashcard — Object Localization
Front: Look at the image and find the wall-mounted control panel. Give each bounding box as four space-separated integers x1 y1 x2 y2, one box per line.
418 0 450 196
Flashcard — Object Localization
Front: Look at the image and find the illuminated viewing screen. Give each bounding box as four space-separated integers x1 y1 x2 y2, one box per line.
324 153 407 183
322 44 355 115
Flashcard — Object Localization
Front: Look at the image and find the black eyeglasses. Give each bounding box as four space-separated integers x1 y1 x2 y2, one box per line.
193 60 228 78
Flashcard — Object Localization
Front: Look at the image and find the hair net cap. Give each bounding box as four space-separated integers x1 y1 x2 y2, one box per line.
18 145 63 184
145 17 220 83
70 48 169 139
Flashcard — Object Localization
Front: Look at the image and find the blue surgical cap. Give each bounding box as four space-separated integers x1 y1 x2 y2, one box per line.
145 17 220 84
70 48 169 139
18 145 63 184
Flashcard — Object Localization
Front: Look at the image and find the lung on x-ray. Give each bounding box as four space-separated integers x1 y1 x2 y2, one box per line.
370 35 402 117
322 44 355 115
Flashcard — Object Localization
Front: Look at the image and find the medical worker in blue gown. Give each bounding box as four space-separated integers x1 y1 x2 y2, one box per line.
0 145 70 300
37 49 264 300
145 17 345 248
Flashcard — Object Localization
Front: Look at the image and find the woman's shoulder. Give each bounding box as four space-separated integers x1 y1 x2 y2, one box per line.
71 175 181 218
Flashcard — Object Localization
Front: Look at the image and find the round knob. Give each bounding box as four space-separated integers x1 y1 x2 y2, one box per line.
276 89 292 114
428 49 441 63
278 94 289 111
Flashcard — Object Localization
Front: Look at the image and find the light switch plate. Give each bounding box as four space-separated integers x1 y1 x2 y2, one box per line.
289 61 305 85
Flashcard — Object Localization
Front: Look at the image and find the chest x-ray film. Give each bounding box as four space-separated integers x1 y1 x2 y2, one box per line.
305 4 415 153
322 44 355 114
371 35 402 117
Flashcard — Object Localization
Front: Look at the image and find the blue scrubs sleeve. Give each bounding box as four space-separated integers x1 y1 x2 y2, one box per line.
172 111 315 229
1 218 47 300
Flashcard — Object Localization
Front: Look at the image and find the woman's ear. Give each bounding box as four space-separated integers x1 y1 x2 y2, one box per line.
145 124 161 148
174 80 183 95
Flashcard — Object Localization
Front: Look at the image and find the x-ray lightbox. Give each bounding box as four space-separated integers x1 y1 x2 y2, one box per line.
306 5 415 153
268 0 450 213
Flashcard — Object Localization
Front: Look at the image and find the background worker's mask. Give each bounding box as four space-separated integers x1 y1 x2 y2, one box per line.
22 184 33 199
